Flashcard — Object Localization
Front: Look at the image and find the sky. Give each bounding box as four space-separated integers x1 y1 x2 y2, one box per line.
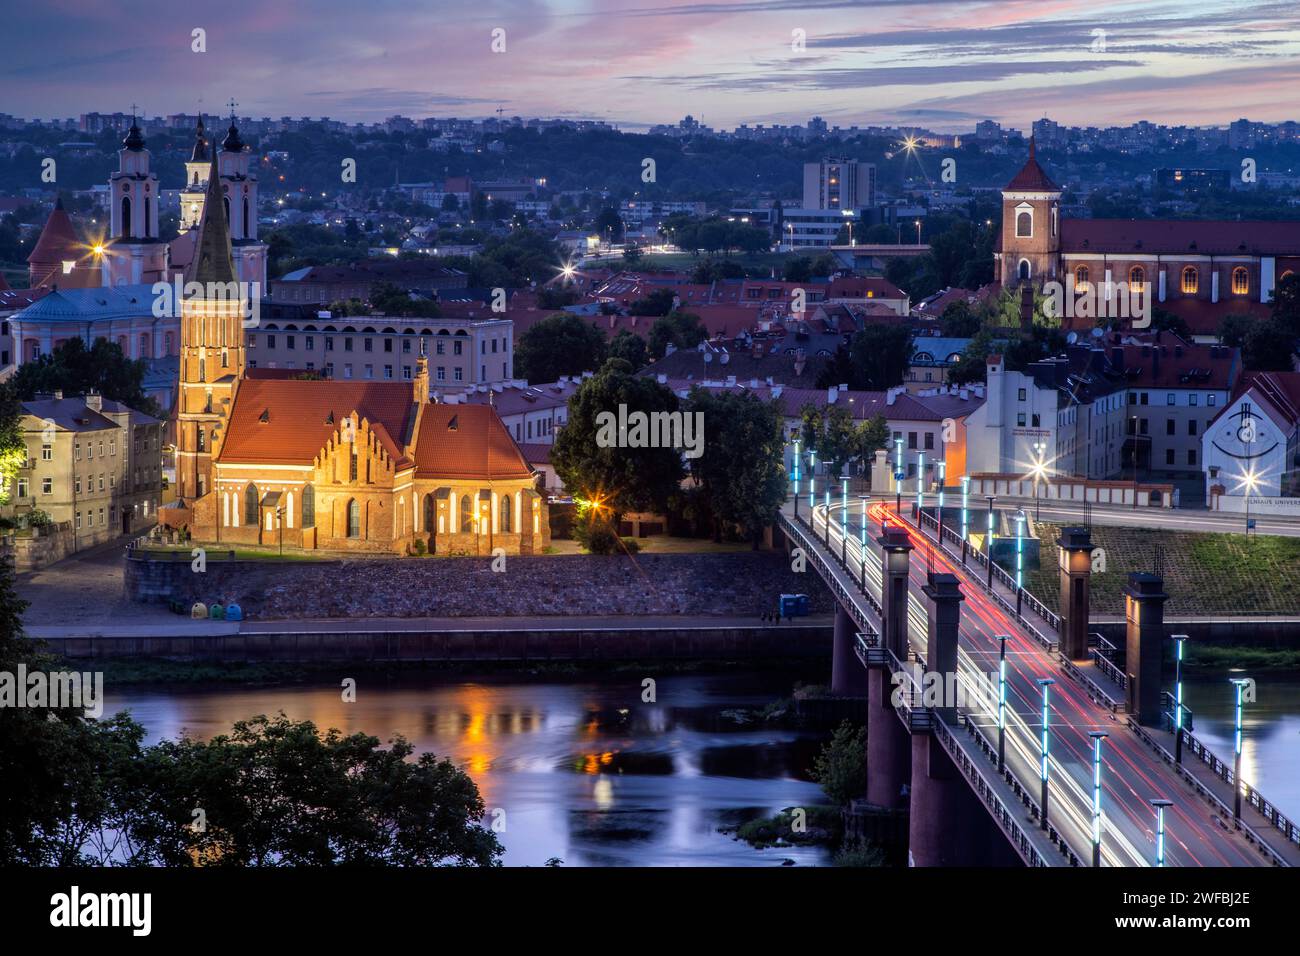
4 0 1300 132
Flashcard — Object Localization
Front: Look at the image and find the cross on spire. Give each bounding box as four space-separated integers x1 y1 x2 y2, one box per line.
228 98 239 120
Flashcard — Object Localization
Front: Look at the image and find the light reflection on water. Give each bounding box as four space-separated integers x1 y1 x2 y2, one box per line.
1181 677 1300 820
105 671 834 867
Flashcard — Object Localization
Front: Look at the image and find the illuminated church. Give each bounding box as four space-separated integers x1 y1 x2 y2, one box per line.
165 160 549 556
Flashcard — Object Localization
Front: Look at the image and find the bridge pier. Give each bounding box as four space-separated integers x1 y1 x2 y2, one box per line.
831 604 867 695
908 733 1022 866
867 665 912 808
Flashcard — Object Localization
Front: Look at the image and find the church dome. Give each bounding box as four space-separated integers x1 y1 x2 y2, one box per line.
221 120 245 153
123 120 145 151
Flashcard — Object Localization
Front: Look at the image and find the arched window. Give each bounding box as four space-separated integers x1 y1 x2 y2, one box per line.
1181 266 1199 294
139 332 151 356
1017 259 1031 281
244 483 259 525
223 196 230 223
121 196 131 236
222 349 229 368
1015 211 1032 238
143 197 152 238
1129 266 1145 288
243 198 250 237
460 493 474 532
1074 265 1089 291
347 499 361 537
424 495 436 536
500 493 512 533
301 485 315 528
1232 267 1249 296
196 429 206 452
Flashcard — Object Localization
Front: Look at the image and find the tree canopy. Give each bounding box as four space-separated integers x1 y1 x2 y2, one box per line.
514 313 608 384
12 338 159 417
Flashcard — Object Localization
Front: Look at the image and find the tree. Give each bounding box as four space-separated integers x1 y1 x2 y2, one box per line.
607 329 649 372
621 246 644 266
799 404 889 477
1218 313 1254 348
629 287 676 317
368 281 441 318
685 388 788 545
1270 271 1300 338
514 314 608 384
812 721 867 806
848 324 914 390
125 714 501 867
939 300 981 338
550 358 685 520
594 207 624 242
1243 318 1297 371
12 338 158 417
0 383 24 506
647 311 705 359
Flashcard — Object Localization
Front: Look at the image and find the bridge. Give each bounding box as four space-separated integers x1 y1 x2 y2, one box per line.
777 492 1300 867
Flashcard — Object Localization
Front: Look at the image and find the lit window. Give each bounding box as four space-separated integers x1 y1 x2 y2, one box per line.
1181 267 1199 294
1232 267 1249 296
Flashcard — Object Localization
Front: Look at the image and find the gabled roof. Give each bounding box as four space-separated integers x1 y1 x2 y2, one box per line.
414 403 532 480
28 196 83 266
1061 219 1300 256
217 378 417 465
1004 136 1060 192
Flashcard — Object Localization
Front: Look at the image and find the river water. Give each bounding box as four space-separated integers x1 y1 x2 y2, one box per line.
105 670 835 867
1182 676 1300 820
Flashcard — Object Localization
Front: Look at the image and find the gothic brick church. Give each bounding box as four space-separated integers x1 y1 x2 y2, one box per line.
994 137 1300 339
163 156 548 555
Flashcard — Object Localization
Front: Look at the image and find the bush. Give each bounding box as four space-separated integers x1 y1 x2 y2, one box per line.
812 720 867 806
833 841 887 867
26 510 53 528
412 538 427 556
582 526 620 554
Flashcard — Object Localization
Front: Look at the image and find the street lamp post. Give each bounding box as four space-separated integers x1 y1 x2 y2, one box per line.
1031 440 1046 521
956 476 967 564
1150 799 1174 867
997 635 1008 772
841 476 850 565
916 451 925 521
937 460 946 541
1038 678 1056 832
1230 677 1251 822
859 495 870 585
1015 510 1025 617
894 437 904 519
823 489 831 546
1089 732 1108 867
1171 634 1189 764
792 439 800 518
986 496 996 589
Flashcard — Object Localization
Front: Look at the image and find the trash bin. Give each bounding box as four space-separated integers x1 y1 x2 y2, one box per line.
208 603 225 620
225 603 243 622
190 602 208 620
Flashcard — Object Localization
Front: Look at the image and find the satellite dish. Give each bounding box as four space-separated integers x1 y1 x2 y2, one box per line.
1090 327 1104 339
1066 331 1078 345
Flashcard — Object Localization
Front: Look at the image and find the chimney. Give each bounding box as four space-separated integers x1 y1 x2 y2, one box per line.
772 385 784 399
84 392 102 412
827 385 838 404
886 387 898 406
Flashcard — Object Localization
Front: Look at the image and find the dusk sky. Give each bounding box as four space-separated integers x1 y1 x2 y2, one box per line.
6 0 1300 131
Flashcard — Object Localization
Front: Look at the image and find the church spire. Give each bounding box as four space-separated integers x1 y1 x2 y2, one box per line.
190 114 208 163
187 151 238 285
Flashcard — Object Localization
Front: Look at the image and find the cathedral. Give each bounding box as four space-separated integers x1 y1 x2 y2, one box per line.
164 155 549 556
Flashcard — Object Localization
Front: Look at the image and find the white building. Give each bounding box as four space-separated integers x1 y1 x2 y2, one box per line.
964 355 1060 478
1203 371 1300 511
802 159 876 210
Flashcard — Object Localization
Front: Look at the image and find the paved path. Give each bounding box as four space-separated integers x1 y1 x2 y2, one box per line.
991 499 1300 537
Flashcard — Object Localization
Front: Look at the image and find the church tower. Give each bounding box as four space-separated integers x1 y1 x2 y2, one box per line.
179 115 210 233
996 136 1062 286
217 114 268 289
104 114 167 288
176 152 246 504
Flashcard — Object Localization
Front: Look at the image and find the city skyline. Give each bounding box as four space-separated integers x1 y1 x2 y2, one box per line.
4 1 1300 132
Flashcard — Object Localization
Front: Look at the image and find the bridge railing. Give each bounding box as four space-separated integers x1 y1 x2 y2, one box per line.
886 646 932 732
1090 631 1129 692
1180 728 1300 852
931 712 1076 867
855 629 886 668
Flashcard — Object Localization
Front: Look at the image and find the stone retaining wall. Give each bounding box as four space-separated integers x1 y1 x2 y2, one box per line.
125 550 834 619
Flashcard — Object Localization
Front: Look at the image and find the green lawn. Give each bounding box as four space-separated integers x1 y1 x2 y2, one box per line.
1022 523 1300 617
138 546 329 563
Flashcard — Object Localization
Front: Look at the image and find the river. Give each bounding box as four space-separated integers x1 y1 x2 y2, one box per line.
105 670 835 867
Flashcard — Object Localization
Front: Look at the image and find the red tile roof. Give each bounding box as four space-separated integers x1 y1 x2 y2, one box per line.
414 403 532 480
28 199 85 272
825 275 907 300
217 378 417 466
1235 371 1300 428
1061 219 1300 256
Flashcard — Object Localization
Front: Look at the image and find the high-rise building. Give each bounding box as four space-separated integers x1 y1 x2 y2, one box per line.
802 158 875 211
